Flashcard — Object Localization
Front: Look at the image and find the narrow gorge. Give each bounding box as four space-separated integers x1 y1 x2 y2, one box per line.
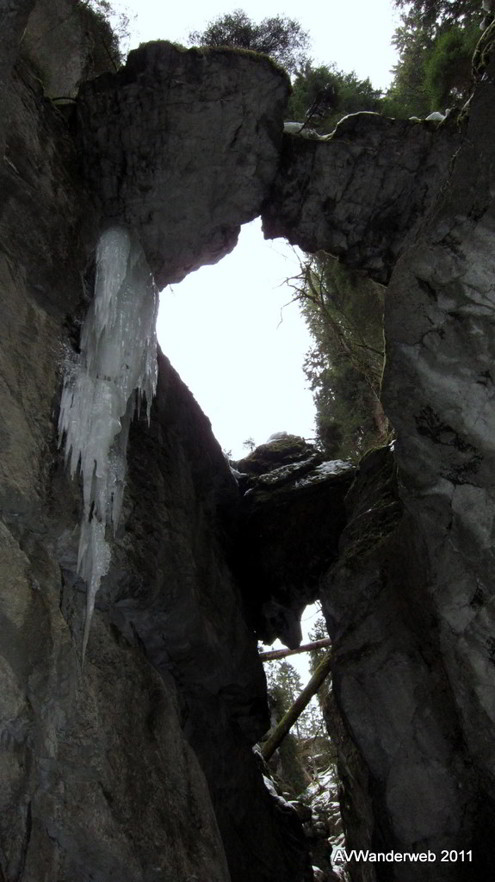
1 1 495 880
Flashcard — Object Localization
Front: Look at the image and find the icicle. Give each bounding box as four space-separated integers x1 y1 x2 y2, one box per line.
59 226 158 660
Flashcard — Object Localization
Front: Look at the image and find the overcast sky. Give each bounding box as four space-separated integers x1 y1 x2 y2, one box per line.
114 0 399 460
123 0 400 92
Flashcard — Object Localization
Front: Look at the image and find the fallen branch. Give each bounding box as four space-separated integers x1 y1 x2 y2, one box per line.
259 637 331 661
261 652 332 762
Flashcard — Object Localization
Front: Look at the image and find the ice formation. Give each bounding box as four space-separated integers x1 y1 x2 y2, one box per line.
59 226 158 658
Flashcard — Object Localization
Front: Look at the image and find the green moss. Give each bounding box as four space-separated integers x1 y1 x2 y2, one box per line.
190 43 290 81
339 445 402 568
235 435 316 476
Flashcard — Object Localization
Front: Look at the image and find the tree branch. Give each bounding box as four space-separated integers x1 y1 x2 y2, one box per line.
259 637 331 660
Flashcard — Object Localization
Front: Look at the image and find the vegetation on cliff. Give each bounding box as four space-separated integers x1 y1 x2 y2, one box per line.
290 257 387 461
386 0 487 115
188 8 310 74
78 0 131 67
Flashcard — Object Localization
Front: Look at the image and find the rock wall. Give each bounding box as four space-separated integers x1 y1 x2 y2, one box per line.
0 32 232 882
0 6 311 881
313 53 495 882
262 112 462 285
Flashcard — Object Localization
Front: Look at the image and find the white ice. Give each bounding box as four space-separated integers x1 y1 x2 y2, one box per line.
59 226 158 658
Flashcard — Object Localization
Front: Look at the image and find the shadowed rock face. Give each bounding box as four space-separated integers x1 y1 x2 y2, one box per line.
0 0 36 154
233 437 354 647
0 19 311 882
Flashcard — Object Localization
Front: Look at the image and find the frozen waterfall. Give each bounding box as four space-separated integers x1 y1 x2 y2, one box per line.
59 226 158 659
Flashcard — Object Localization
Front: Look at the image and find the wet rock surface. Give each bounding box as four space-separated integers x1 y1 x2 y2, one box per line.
321 449 475 879
380 59 495 878
0 50 232 882
278 79 495 873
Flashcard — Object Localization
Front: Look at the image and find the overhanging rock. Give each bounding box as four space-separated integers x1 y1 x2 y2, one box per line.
77 41 290 288
262 113 462 284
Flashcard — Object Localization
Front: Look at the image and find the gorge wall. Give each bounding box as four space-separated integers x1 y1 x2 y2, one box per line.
1 1 495 880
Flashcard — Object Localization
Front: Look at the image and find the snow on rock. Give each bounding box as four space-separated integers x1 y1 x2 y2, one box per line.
254 455 321 488
266 431 289 442
294 460 354 488
59 225 158 657
283 121 304 134
425 111 446 122
262 775 298 812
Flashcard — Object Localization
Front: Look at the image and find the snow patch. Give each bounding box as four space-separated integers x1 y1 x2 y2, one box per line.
59 226 158 658
294 459 354 488
266 431 289 442
262 775 296 811
425 111 446 122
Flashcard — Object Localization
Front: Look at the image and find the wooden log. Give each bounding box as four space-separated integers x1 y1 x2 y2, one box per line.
260 652 332 761
259 637 331 661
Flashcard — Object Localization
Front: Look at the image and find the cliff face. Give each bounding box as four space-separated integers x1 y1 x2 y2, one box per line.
2 1 495 881
0 30 229 882
0 6 310 882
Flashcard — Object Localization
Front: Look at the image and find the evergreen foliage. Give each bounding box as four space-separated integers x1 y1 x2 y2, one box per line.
291 256 387 460
386 0 485 115
423 22 479 106
264 659 310 795
263 622 337 796
188 8 310 73
78 0 131 68
307 617 330 675
393 0 483 29
288 63 382 132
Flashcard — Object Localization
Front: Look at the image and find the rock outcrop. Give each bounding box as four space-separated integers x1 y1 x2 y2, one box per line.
77 40 290 287
233 437 354 648
76 42 463 289
0 37 231 882
262 112 462 284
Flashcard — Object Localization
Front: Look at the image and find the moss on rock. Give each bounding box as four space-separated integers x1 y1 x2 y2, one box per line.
235 434 317 476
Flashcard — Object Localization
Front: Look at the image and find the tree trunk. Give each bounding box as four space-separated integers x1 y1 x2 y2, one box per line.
261 652 332 761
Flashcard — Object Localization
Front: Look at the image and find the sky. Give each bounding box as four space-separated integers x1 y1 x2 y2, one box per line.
158 221 316 456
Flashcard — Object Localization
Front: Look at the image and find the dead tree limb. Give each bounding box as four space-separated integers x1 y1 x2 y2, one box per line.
261 652 332 762
259 637 331 661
